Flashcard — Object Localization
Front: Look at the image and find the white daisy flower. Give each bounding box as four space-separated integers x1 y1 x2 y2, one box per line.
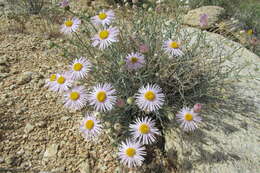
91 9 115 26
92 27 119 50
129 117 160 145
80 113 103 140
61 17 81 34
63 86 88 110
163 39 184 57
118 139 146 168
176 107 202 131
45 73 57 89
69 57 91 80
51 72 73 93
87 83 117 112
135 84 165 112
125 52 145 70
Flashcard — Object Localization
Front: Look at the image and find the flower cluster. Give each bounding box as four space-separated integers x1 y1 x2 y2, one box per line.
46 9 203 169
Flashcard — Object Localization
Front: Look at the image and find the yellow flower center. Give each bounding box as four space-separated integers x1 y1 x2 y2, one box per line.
73 63 83 71
85 120 94 130
139 124 150 134
144 91 155 101
50 74 56 81
70 92 80 100
125 148 136 157
64 20 73 27
99 30 109 40
96 91 107 102
130 57 138 64
98 12 107 20
57 76 65 84
170 41 179 49
185 113 193 121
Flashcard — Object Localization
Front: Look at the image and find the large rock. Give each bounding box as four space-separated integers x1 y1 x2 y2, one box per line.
79 160 91 173
165 27 260 173
183 6 225 29
17 72 33 85
43 144 59 162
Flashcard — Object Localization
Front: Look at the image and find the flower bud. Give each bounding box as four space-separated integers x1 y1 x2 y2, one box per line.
116 99 125 108
132 5 138 9
127 97 134 105
199 13 208 27
142 4 148 9
114 123 122 131
139 44 149 53
148 7 153 12
193 103 202 113
119 59 125 66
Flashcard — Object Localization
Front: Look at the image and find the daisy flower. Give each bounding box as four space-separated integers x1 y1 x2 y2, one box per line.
125 52 145 70
91 9 115 26
91 27 119 50
45 73 57 89
69 57 91 80
87 83 117 112
80 113 102 140
129 117 160 145
163 39 184 57
118 139 146 168
63 86 88 110
51 72 73 93
135 84 165 112
61 17 81 34
176 107 202 131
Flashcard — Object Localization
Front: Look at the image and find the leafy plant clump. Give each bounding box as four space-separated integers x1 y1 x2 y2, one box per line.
45 6 239 169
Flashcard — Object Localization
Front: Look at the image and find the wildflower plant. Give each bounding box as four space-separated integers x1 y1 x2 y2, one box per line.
46 7 240 168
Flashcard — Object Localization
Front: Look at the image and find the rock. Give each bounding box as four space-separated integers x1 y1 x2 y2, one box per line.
0 55 8 66
0 65 9 73
165 27 260 173
37 79 45 88
9 84 17 90
20 161 32 168
61 116 70 121
18 72 33 85
183 6 225 29
43 144 59 161
0 156 4 163
0 73 9 79
52 166 65 173
36 121 47 128
5 155 22 166
24 123 34 133
17 148 25 155
79 160 91 173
